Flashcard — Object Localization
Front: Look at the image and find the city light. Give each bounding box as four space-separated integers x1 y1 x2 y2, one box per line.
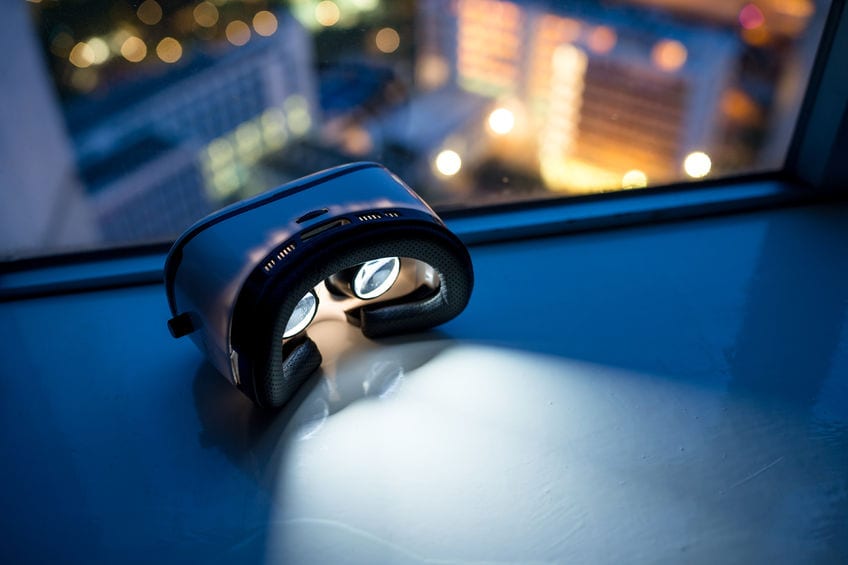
225 21 251 46
417 54 449 89
235 122 262 162
253 11 279 37
621 169 648 189
136 0 163 26
69 42 95 68
193 2 219 28
587 26 617 54
375 27 400 54
457 0 522 95
487 107 515 135
156 37 182 64
739 4 765 30
776 0 815 18
315 1 341 27
86 37 110 64
741 26 770 46
284 95 312 136
722 89 761 124
120 36 147 63
684 151 712 178
261 108 288 149
539 43 587 189
109 29 132 53
651 39 687 72
435 150 462 176
541 158 619 193
351 0 379 10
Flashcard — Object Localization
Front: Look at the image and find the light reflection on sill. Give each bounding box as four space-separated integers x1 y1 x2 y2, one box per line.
188 320 848 564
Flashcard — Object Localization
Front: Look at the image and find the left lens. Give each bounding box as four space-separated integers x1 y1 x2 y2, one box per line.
352 257 401 299
283 290 318 338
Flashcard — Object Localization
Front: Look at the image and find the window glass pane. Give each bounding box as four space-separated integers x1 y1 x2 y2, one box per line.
3 0 829 258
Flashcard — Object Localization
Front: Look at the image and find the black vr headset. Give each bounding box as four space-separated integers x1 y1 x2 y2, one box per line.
165 163 474 408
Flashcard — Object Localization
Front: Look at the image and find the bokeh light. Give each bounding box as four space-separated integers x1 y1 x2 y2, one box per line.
193 2 219 28
739 4 765 30
587 26 617 54
621 169 648 188
136 0 163 26
120 36 147 63
435 150 462 176
351 0 379 10
418 54 449 89
684 151 712 178
225 21 251 46
375 27 400 53
315 1 341 27
651 39 687 72
156 37 183 63
284 95 312 135
86 37 110 64
488 107 515 135
253 11 279 37
69 42 95 68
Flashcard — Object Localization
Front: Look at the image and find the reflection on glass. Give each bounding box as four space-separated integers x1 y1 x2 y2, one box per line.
5 0 830 256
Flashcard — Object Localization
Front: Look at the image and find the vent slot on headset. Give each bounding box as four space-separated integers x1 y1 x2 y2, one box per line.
263 243 296 273
358 211 400 222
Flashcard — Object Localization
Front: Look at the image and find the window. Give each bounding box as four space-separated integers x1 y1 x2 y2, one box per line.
2 0 831 258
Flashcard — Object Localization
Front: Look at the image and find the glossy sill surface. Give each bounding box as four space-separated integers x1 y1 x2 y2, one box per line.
1 202 846 563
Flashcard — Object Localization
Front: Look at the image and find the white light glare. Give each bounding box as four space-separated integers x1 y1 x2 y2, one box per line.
435 150 462 176
488 107 515 135
683 151 712 178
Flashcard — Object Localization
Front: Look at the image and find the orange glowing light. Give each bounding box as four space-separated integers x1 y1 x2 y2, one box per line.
69 42 95 68
375 27 400 53
253 11 278 36
193 2 219 28
315 1 341 27
776 0 815 18
721 89 761 123
120 36 147 63
225 21 251 46
587 26 616 54
742 26 770 46
651 40 687 72
156 37 182 63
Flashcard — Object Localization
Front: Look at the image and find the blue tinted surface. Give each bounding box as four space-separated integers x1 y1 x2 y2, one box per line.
1 204 847 563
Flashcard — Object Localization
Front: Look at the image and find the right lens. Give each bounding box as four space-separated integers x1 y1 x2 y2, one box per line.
352 257 401 299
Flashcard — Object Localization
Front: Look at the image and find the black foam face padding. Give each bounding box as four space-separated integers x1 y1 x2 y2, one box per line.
277 337 323 404
254 233 472 408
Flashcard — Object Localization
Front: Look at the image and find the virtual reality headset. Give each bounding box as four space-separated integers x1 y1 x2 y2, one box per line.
164 162 474 408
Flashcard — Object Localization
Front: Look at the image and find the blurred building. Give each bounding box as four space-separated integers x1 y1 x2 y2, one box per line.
419 0 740 193
65 11 318 240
